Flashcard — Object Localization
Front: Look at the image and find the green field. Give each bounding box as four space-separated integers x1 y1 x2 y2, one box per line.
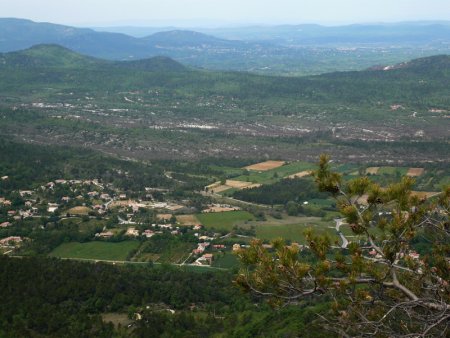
209 165 245 177
196 211 255 231
212 253 240 269
135 241 196 264
233 161 316 184
50 241 140 261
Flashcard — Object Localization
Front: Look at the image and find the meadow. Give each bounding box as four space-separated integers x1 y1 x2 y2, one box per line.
49 241 140 261
212 253 240 269
196 211 255 231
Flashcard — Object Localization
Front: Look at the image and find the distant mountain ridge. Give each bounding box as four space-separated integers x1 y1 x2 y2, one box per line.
1 18 450 76
0 18 247 60
197 22 450 44
143 30 246 47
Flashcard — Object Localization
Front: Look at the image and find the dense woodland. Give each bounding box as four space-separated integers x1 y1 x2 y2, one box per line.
232 177 327 205
0 138 172 195
0 256 330 337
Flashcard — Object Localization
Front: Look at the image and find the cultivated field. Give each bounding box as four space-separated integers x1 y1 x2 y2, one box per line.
210 185 233 193
176 214 200 226
226 180 254 189
196 211 254 231
67 206 92 215
244 160 286 171
378 167 408 175
366 167 380 175
203 206 240 213
407 168 425 177
157 213 173 221
207 180 261 194
234 161 316 184
49 241 140 261
288 170 313 179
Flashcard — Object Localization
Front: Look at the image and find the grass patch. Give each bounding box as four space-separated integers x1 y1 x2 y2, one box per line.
67 206 92 215
212 252 240 269
101 313 132 328
50 241 140 261
196 211 255 231
209 165 245 177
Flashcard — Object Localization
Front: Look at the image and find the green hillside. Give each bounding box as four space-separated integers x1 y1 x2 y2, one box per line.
0 44 449 106
0 45 448 163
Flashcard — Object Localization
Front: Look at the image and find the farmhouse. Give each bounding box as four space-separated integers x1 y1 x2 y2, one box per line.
193 242 210 255
0 236 23 247
202 253 213 264
193 253 214 266
48 203 59 213
100 193 111 200
143 230 155 238
95 231 114 238
126 227 140 237
199 235 214 241
19 190 33 197
159 224 173 229
0 198 12 206
0 222 12 228
232 244 241 251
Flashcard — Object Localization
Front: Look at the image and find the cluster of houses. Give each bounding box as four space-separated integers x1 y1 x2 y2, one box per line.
95 223 181 240
2 173 193 229
0 236 25 250
0 197 12 207
2 175 250 266
1 195 38 220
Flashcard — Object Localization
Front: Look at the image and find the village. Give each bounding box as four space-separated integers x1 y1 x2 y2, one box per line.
0 173 258 267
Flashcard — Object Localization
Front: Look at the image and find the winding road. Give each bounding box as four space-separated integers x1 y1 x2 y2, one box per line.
335 218 349 249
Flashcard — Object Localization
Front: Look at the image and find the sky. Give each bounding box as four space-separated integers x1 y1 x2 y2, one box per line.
1 0 450 27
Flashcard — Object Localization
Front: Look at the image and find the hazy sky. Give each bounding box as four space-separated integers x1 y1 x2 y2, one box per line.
2 0 450 26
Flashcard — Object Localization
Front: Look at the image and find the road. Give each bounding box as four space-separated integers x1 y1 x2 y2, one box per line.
201 191 271 209
335 218 349 249
55 256 227 270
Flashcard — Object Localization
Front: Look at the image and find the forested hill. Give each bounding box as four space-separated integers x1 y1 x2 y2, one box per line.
0 44 187 71
0 44 449 106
